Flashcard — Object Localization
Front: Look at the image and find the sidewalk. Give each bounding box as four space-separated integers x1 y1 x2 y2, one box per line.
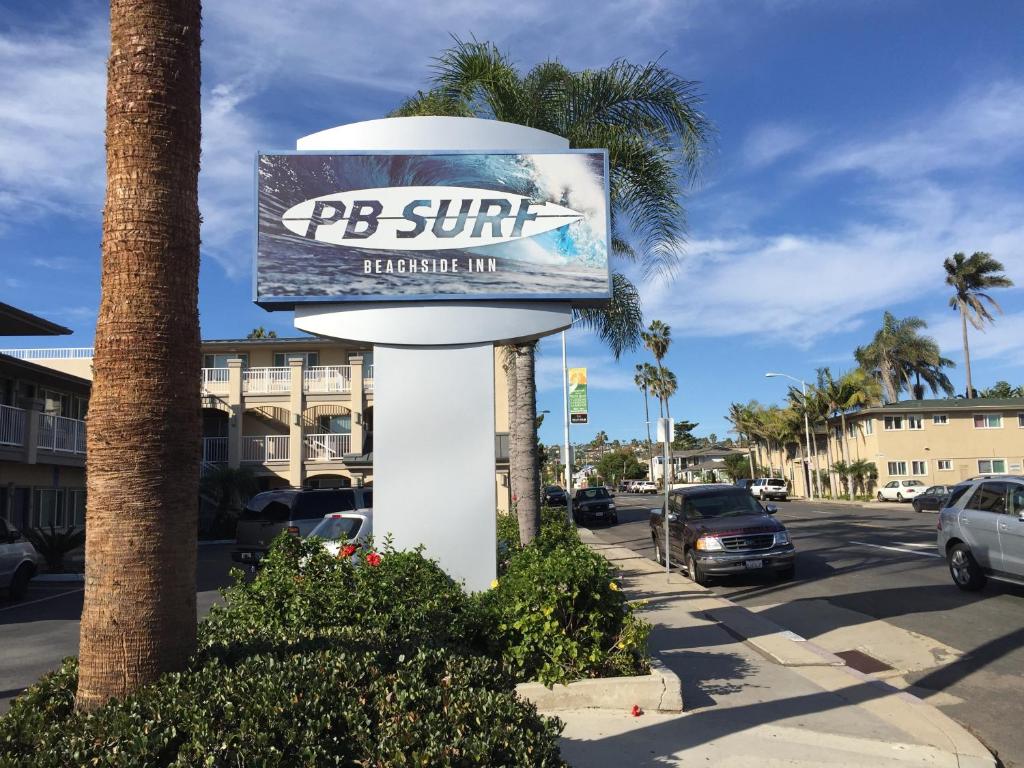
548 530 996 768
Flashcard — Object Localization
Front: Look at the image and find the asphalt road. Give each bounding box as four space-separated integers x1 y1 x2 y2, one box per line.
599 493 1024 768
0 542 236 714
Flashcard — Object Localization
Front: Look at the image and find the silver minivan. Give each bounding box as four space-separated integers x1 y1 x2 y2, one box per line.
937 475 1024 591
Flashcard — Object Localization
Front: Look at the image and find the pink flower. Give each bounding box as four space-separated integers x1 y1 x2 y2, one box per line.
366 552 382 567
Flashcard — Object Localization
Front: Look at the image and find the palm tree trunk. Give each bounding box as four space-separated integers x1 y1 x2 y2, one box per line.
745 432 756 479
810 428 822 498
825 428 838 498
512 343 540 545
642 386 654 484
841 413 853 500
503 345 519 510
960 307 973 398
77 0 202 712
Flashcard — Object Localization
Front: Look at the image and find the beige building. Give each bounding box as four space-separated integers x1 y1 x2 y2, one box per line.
0 303 88 531
776 397 1024 497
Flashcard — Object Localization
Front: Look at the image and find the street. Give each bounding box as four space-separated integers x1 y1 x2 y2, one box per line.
601 492 1024 768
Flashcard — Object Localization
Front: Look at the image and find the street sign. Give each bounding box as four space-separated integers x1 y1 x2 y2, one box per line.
568 367 588 425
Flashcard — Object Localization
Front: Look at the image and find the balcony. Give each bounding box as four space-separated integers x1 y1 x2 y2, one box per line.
242 435 289 463
305 433 351 461
201 367 230 396
36 413 87 454
304 365 351 394
0 404 26 447
202 365 368 396
364 365 374 393
242 366 291 394
202 437 228 463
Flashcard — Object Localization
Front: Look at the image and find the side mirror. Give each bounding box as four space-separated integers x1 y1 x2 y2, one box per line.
765 504 778 515
667 513 679 523
1018 511 1024 523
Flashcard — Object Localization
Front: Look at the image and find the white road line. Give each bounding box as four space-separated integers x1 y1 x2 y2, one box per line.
894 541 936 549
0 587 83 613
849 541 941 558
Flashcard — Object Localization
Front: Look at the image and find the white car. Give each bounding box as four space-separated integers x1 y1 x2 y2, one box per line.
634 480 658 494
878 479 926 502
308 509 373 560
751 478 788 501
1 518 39 601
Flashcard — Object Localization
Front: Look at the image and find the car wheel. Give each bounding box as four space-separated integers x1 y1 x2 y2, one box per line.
913 501 921 513
610 515 619 526
948 544 986 591
777 565 796 581
877 492 884 501
897 493 904 502
686 550 709 587
8 564 32 601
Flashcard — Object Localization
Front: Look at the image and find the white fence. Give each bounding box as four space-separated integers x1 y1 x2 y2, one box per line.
303 365 351 394
242 434 290 463
0 347 94 360
202 436 228 463
242 367 291 394
36 413 86 453
304 433 351 460
201 367 230 394
364 365 374 393
0 404 26 447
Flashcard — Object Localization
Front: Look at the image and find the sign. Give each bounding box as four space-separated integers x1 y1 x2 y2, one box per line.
569 367 588 425
255 150 610 307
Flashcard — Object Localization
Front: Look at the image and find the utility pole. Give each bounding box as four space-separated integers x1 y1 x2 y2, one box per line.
561 331 573 524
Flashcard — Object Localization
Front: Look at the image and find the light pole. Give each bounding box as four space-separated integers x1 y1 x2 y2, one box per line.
765 372 817 500
561 330 574 524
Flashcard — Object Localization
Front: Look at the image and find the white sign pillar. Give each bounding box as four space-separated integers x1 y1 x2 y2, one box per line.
293 118 575 591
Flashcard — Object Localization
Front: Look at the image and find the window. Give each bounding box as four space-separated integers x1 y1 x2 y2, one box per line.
68 489 86 527
32 489 66 528
887 461 907 476
1018 413 1024 428
203 353 248 368
274 351 320 368
932 414 948 425
966 482 1008 514
863 419 874 435
846 422 857 438
884 416 903 431
978 459 1007 474
907 415 923 430
937 460 952 471
973 414 1002 429
911 460 927 476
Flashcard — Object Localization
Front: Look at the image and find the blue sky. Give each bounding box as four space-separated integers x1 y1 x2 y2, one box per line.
1 1 1022 447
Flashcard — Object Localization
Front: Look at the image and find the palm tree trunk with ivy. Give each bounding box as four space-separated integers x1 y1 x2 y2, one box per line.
77 0 201 712
512 343 539 544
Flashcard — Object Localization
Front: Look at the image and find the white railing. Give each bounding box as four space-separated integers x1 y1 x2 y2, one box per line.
201 367 230 394
0 347 94 360
0 404 26 447
242 434 290 463
364 364 374 393
304 433 351 461
242 367 291 394
37 413 86 454
303 365 351 394
203 436 228 463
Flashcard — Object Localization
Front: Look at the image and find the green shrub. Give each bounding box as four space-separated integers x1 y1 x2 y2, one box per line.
483 542 650 686
497 506 578 552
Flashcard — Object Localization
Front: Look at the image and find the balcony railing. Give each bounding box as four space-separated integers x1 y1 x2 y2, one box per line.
0 404 26 447
303 365 351 394
364 364 374 393
203 436 228 463
304 433 351 461
242 434 290 463
201 367 230 395
243 367 291 394
37 413 86 454
0 347 94 360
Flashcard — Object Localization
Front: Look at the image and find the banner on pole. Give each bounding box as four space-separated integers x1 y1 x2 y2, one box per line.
568 367 588 424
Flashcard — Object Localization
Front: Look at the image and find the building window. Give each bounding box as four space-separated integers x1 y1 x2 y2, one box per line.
937 460 952 471
864 419 874 435
933 414 948 425
907 414 923 430
884 416 903 431
973 414 1003 429
978 459 1007 474
203 353 249 368
274 351 320 368
887 461 907 476
846 422 857 438
32 489 66 528
911 460 927 475
1018 413 1024 428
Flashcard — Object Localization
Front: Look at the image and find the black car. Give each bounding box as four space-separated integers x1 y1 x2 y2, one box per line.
649 485 795 585
543 485 568 506
573 487 618 526
912 484 953 513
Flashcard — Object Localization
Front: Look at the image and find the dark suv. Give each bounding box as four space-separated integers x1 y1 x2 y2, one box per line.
573 487 618 526
233 488 372 567
649 485 795 585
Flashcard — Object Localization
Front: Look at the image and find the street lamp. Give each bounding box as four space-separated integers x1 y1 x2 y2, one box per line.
765 372 817 500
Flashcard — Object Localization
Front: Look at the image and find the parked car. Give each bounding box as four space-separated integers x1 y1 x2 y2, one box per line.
0 518 39 601
937 475 1024 591
543 486 567 506
233 487 373 567
633 480 658 494
308 509 374 559
572 486 618 526
734 478 755 492
877 479 926 502
912 485 954 513
750 478 788 501
649 485 795 585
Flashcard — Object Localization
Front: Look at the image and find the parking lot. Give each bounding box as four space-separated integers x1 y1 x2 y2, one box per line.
601 492 1024 768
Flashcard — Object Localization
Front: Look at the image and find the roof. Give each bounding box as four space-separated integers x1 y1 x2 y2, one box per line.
838 397 1024 418
670 445 745 459
0 352 91 393
201 336 325 347
0 302 71 336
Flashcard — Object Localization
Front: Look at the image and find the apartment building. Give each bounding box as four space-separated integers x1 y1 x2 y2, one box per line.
0 303 88 531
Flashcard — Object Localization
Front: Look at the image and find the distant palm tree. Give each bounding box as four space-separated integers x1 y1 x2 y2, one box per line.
635 363 657 483
944 252 1014 398
785 386 821 497
246 326 277 339
855 312 944 403
726 402 758 478
650 367 678 420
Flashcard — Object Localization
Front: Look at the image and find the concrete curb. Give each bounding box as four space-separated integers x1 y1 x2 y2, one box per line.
515 658 683 713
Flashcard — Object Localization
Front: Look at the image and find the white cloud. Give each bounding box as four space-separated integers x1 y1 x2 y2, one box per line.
742 122 812 169
927 309 1024 368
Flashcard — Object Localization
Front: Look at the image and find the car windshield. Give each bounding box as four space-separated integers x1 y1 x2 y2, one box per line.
545 486 564 493
682 490 765 519
576 488 610 500
902 481 924 487
766 479 785 487
310 516 364 541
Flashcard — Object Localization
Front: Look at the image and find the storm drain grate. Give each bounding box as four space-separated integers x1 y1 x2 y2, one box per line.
835 649 893 674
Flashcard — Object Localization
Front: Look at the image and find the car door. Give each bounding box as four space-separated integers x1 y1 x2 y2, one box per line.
997 483 1024 578
959 481 1007 570
882 481 898 500
664 493 687 562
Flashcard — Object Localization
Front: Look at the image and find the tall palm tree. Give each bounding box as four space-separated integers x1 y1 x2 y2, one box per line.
510 342 540 544
726 401 758 480
785 386 820 497
77 0 202 711
944 252 1014 398
635 363 657 484
394 41 711 534
649 366 678 420
855 311 937 403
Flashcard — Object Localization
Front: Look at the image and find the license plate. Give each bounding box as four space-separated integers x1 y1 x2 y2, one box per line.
745 560 763 569
594 510 605 517
241 552 253 562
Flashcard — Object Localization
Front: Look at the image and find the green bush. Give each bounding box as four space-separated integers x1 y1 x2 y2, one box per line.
483 542 650 686
497 506 578 552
